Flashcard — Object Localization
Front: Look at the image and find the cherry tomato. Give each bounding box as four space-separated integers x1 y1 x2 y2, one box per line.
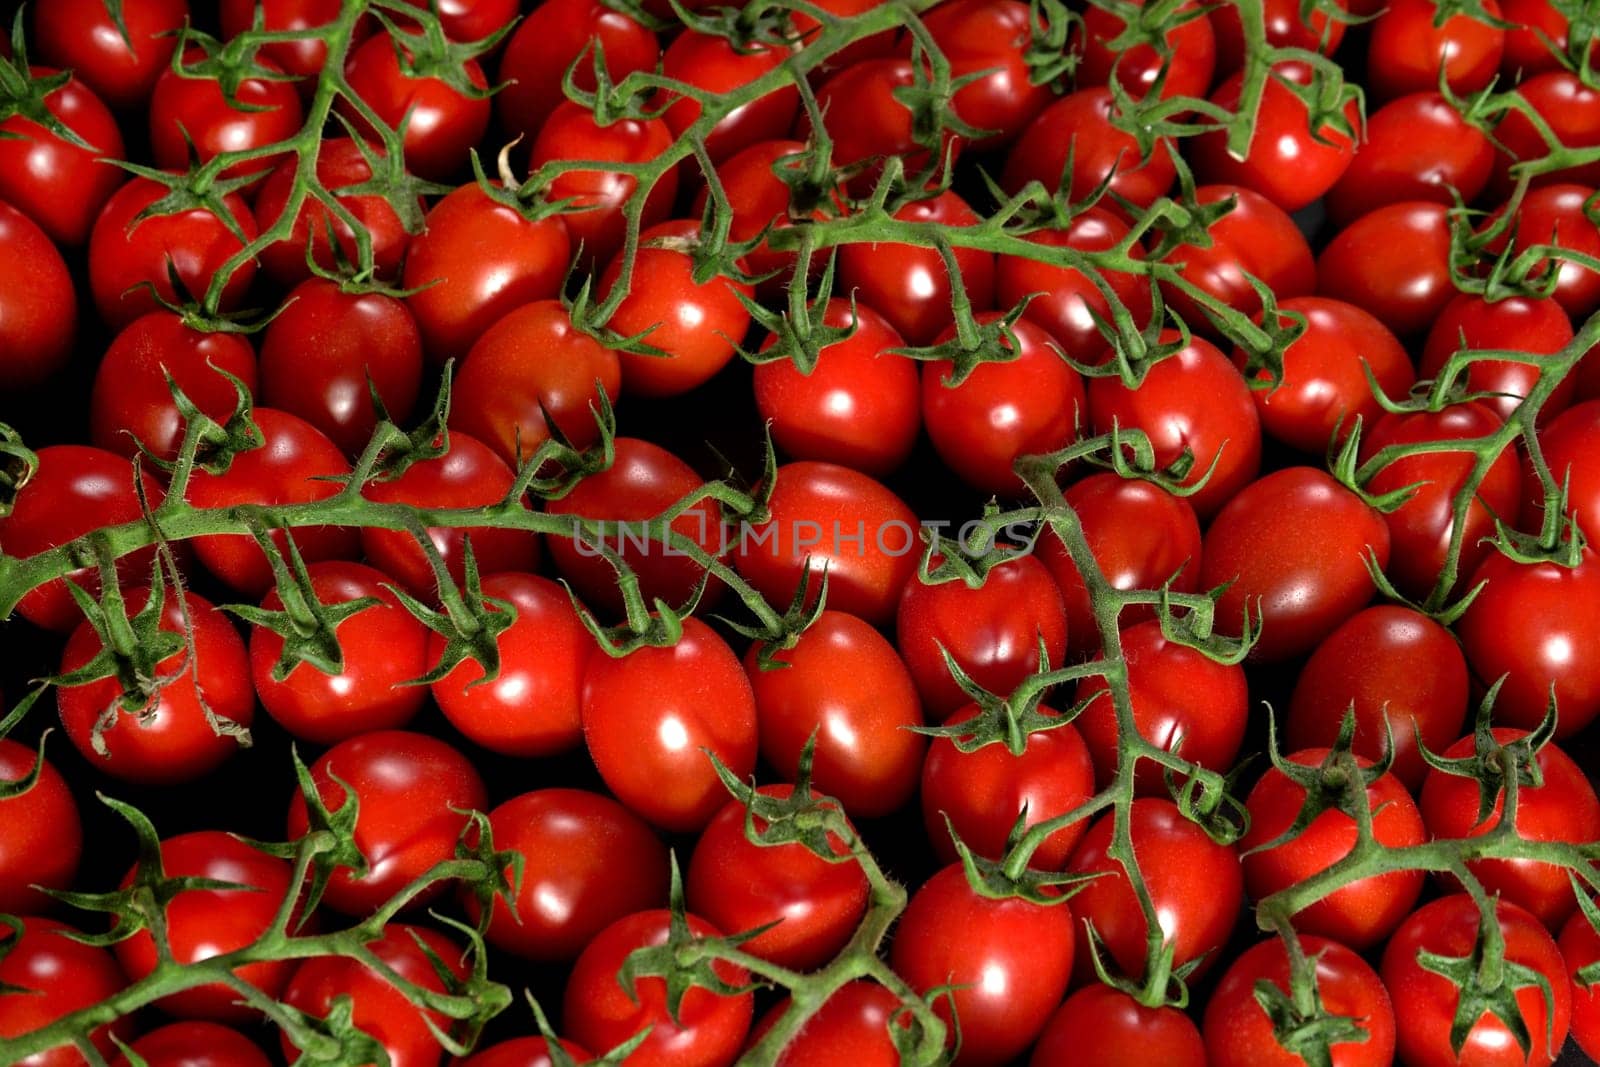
1236 296 1414 455
1075 618 1249 794
393 0 518 42
1482 183 1600 320
661 32 796 163
891 862 1075 1067
1490 72 1600 195
920 702 1095 869
1501 0 1580 78
149 49 302 183
57 586 253 785
1161 184 1316 336
250 561 430 744
466 787 668 961
259 279 424 459
0 201 74 389
0 66 124 245
1002 87 1177 213
1212 0 1347 74
451 299 621 469
582 616 757 832
280 924 468 1067
219 0 347 83
1420 294 1576 426
0 917 133 1067
430 572 593 758
1241 749 1426 948
186 408 360 597
751 982 904 1066
1205 935 1396 1067
1287 606 1470 792
806 58 960 193
359 429 541 601
113 831 302 1022
1367 0 1505 101
563 909 754 1067
1382 895 1570 1067
921 315 1084 496
0 740 81 916
1326 92 1496 227
1423 728 1600 930
1086 330 1262 519
1316 200 1454 338
402 182 572 365
110 1021 272 1067
32 0 186 109
734 461 920 626
89 175 258 329
922 0 1052 146
1065 798 1242 983
693 138 838 300
1029 984 1206 1067
1529 400 1600 546
1458 544 1600 737
284 730 488 916
1559 907 1600 1064
1038 472 1203 658
90 312 259 462
1076 0 1217 104
1202 466 1390 662
255 138 412 287
745 609 926 819
340 35 489 181
495 0 658 138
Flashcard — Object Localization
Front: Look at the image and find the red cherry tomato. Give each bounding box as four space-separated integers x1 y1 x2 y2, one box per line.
1482 183 1600 320
694 138 838 300
1076 0 1217 104
0 917 133 1067
1501 0 1580 78
1367 0 1506 101
110 1021 273 1067
284 730 488 916
0 66 124 245
57 586 253 785
1316 200 1454 338
1490 72 1600 194
219 0 348 83
1326 92 1496 227
806 58 960 193
1420 293 1576 425
255 138 412 287
922 0 1052 146
32 0 186 109
1002 87 1177 213
1161 184 1316 336
661 32 796 163
340 35 489 181
1529 400 1600 545
149 49 302 183
750 982 905 1067
1559 907 1600 1064
0 740 81 916
0 201 74 389
495 0 658 138
1030 984 1206 1067
1212 0 1347 74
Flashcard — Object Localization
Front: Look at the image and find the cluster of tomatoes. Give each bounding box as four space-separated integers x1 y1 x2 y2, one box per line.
5 0 1600 1065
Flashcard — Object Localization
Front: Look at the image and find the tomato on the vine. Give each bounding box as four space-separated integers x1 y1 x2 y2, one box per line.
32 0 186 109
495 0 659 138
340 34 489 181
749 982 904 1066
921 0 1052 146
0 917 133 1067
0 66 125 246
1325 92 1495 227
1030 984 1206 1067
149 50 303 182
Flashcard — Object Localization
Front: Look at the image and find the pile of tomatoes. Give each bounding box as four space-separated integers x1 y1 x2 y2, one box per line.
5 0 1600 1064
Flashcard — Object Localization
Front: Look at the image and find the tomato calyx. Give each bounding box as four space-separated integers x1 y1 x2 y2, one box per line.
279 994 393 1066
381 539 517 685
166 23 299 111
735 255 859 375
709 735 859 866
950 809 1096 906
0 423 37 518
0 13 94 150
367 7 513 98
1418 679 1558 827
1244 711 1398 859
719 559 828 669
1250 934 1376 1067
1024 0 1078 89
667 0 801 54
895 295 1036 387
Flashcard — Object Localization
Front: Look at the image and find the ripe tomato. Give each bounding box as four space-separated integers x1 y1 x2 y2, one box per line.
1236 296 1414 455
57 586 252 785
110 1021 272 1067
113 831 302 1022
0 201 74 389
1422 728 1600 930
995 206 1152 366
1382 895 1570 1067
0 740 80 916
582 617 757 832
599 219 753 397
1191 64 1359 212
734 461 920 626
1286 606 1470 792
837 188 996 348
466 787 668 961
250 561 430 744
284 730 488 916
1326 92 1496 227
88 175 258 328
922 0 1052 146
1241 749 1425 948
32 0 185 109
90 312 259 462
1501 0 1580 78
1205 936 1396 1067
1161 184 1316 335
393 0 517 41
660 31 796 163
753 298 919 476
1075 0 1216 104
1367 0 1505 101
530 101 678 269
544 436 727 616
920 702 1095 869
1360 401 1523 600
0 917 133 1067
402 182 571 364
1202 466 1390 662
457 1037 591 1067
1086 331 1262 519
1559 908 1600 1064
750 982 904 1067
1483 183 1600 320
1490 72 1600 194
1030 984 1206 1067
1420 294 1575 426
693 138 836 300
219 0 348 83
921 315 1084 496
563 909 754 1067
359 429 541 601
340 35 489 181
897 549 1067 718
259 279 423 458
1316 200 1454 338
744 609 925 819
148 50 302 182
687 786 868 970
1212 0 1347 73
1074 618 1249 794
495 0 659 138
255 138 412 287
806 58 960 192
891 862 1075 1067
430 572 593 757
1002 87 1176 212
1528 400 1600 544
1038 472 1203 658
0 67 124 245
1066 798 1242 982
1458 544 1600 737
280 924 467 1067
186 408 359 597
